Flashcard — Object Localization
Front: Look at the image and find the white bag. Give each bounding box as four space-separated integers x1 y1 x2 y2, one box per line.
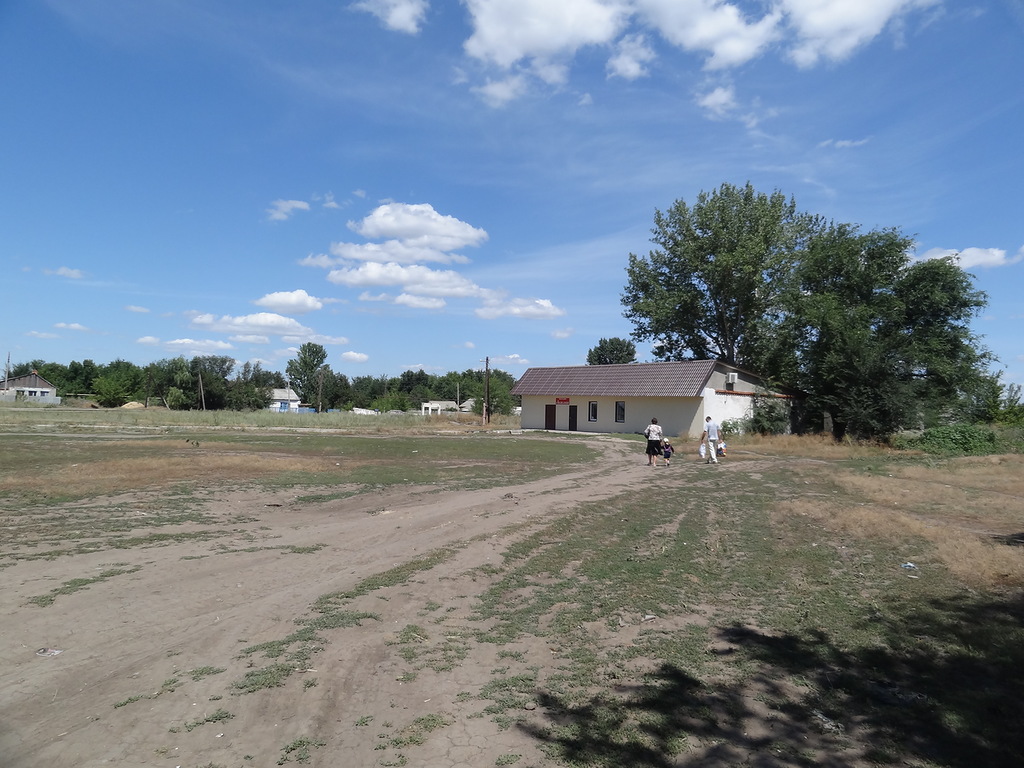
698 443 707 459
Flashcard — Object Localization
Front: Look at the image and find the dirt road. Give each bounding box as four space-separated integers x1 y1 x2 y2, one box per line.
3 434 709 768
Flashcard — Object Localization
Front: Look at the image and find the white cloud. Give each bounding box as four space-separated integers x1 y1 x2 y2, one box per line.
455 0 933 103
320 192 341 209
188 311 315 337
919 245 1024 269
461 341 476 349
607 33 656 79
44 266 84 279
358 291 392 302
125 305 150 313
636 0 782 69
696 84 737 118
782 0 937 67
342 351 370 363
266 199 310 221
253 289 324 314
327 262 488 298
475 297 567 319
463 0 629 69
352 202 488 249
329 203 487 262
490 353 530 366
352 0 428 34
230 334 271 344
299 253 335 268
27 331 58 339
551 327 575 339
167 338 236 353
137 336 160 345
54 322 89 331
329 240 472 265
395 293 447 309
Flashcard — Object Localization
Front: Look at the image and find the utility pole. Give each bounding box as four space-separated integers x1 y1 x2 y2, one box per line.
483 356 490 425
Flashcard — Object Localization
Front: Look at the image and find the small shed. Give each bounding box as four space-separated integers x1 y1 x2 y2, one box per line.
267 388 301 412
512 360 791 439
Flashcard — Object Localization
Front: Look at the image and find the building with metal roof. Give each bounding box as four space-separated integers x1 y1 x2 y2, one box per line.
512 360 789 439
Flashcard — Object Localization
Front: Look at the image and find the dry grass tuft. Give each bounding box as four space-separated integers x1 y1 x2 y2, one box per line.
781 460 1024 590
728 433 892 460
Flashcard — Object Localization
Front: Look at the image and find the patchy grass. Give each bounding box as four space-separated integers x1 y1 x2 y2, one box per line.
27 565 142 606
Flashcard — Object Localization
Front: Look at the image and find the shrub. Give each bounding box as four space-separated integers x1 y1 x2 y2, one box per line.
748 396 791 436
892 424 998 456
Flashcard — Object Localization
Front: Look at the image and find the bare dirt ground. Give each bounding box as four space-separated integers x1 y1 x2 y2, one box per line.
5 431 1022 768
2 435 690 768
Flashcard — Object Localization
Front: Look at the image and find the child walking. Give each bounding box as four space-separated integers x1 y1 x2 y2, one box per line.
662 438 674 467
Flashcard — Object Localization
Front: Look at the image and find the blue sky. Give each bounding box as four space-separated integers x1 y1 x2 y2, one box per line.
3 0 1022 383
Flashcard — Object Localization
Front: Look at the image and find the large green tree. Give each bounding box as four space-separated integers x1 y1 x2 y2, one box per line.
622 181 817 375
285 342 330 411
622 185 990 439
793 226 988 438
586 337 636 365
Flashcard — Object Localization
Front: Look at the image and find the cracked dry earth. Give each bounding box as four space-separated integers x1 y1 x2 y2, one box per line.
2 436 753 768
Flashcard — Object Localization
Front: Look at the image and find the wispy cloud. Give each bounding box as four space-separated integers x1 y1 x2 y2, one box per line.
44 266 84 279
352 0 428 34
266 199 311 221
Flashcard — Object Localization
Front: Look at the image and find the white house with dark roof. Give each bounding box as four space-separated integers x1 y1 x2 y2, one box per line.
512 360 793 439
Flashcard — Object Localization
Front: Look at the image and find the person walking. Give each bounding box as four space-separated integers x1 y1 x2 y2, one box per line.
702 416 720 464
643 418 664 466
662 438 674 467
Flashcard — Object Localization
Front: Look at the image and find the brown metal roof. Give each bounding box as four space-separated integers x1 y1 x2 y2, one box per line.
512 360 719 398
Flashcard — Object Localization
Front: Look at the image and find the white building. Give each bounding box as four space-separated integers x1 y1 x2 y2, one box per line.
512 360 796 439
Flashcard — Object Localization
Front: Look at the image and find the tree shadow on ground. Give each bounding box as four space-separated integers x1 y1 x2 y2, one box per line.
519 592 1024 767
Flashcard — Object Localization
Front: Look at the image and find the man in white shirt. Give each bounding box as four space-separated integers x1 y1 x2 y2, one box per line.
702 416 720 464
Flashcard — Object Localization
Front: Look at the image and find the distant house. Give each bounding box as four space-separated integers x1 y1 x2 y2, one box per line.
0 371 61 404
267 388 301 412
512 360 795 439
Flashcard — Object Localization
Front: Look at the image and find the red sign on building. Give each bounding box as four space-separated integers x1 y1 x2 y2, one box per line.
555 397 570 405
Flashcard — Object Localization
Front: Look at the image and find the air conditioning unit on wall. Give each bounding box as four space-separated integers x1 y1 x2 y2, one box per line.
725 372 738 385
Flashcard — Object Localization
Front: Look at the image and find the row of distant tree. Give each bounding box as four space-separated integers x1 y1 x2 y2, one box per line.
7 346 520 415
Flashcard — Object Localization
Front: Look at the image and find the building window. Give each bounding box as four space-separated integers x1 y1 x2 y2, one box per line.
588 401 598 421
615 401 625 422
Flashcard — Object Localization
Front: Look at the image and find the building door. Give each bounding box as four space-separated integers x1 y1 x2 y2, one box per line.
545 404 556 430
568 405 578 431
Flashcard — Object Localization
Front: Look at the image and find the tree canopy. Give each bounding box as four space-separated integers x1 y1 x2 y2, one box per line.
622 183 991 439
586 337 637 365
622 182 818 372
